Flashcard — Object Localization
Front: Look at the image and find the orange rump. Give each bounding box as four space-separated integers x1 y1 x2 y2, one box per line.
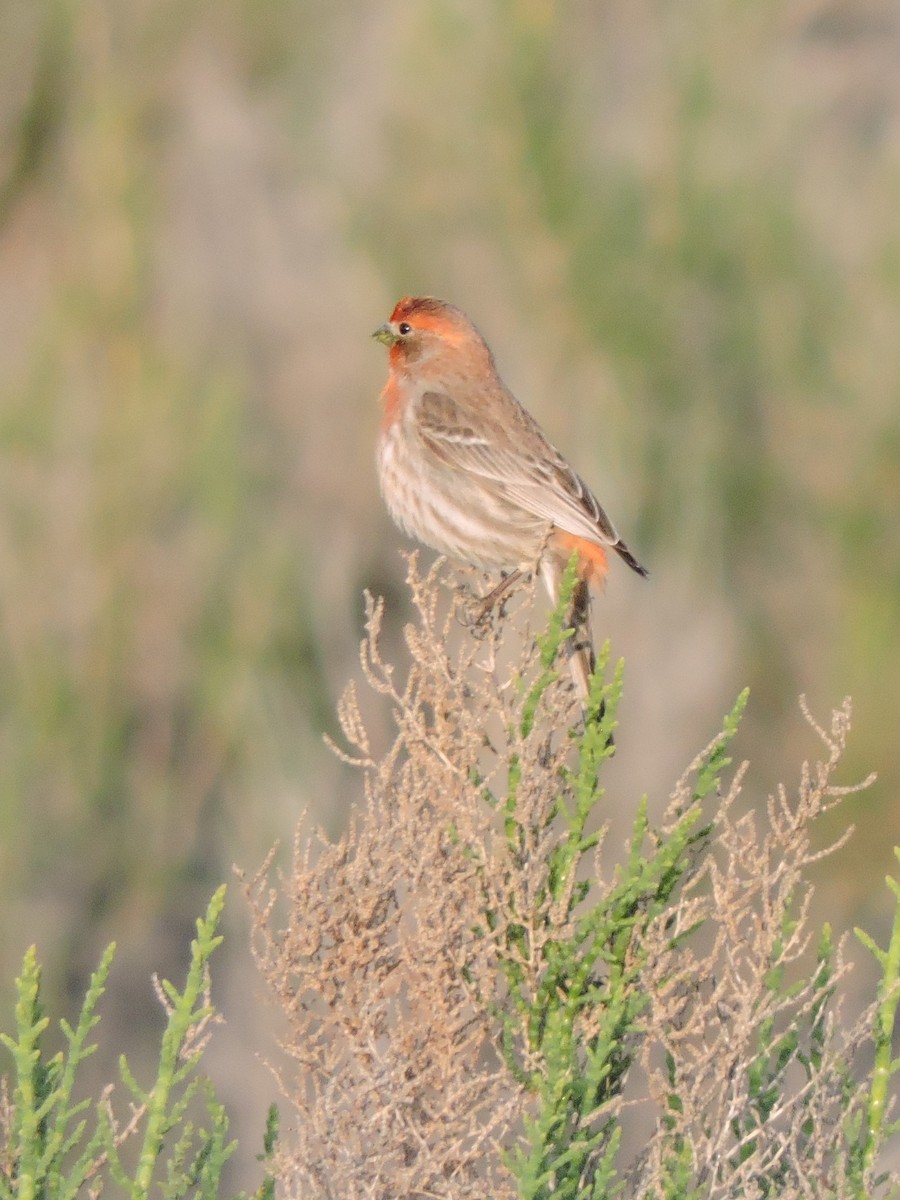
550 532 609 588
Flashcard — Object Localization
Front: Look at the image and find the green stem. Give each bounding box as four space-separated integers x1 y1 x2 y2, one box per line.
863 854 900 1169
131 886 226 1198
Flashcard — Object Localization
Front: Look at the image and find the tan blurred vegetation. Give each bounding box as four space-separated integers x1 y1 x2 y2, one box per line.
1 0 899 1185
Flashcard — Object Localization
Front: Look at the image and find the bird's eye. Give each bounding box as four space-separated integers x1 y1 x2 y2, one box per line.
398 322 412 335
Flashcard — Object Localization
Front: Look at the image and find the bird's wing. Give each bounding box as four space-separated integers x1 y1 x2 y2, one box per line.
416 389 622 546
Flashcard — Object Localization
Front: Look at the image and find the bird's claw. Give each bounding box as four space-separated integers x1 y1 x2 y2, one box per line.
463 570 524 627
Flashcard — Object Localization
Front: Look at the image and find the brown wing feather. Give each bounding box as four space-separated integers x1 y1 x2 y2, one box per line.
416 389 647 575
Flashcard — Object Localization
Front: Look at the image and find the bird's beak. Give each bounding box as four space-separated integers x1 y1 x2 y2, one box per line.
372 323 398 347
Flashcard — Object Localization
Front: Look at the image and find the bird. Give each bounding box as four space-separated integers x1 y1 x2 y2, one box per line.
372 296 647 703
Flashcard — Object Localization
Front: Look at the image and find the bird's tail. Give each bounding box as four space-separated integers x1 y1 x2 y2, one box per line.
540 561 597 708
613 536 649 578
566 576 596 703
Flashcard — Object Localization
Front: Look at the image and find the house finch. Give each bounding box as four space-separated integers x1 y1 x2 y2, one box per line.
373 296 647 701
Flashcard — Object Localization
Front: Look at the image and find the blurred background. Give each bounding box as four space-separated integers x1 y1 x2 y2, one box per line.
1 0 899 1185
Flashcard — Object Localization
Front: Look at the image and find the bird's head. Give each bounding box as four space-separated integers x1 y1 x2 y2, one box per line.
372 296 493 373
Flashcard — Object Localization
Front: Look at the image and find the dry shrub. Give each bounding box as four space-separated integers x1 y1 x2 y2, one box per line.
636 699 879 1198
245 557 895 1199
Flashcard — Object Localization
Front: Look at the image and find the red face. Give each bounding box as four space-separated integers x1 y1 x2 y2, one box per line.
373 297 477 367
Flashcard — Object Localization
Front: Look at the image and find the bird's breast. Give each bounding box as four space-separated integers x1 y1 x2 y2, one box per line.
379 375 404 431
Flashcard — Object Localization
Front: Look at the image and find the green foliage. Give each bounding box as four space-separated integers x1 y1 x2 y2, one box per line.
499 662 745 1198
495 677 900 1198
495 666 900 1199
0 888 275 1200
856 850 900 1186
481 582 897 1197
